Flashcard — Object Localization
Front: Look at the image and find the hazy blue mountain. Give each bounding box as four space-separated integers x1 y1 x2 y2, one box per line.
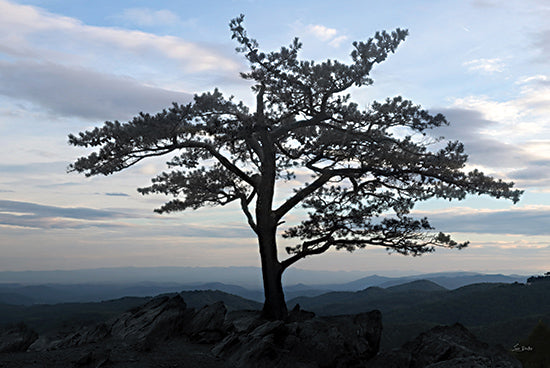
377 272 527 289
283 284 331 299
0 266 364 288
293 272 527 292
0 292 35 305
0 267 527 291
0 267 529 307
315 275 395 291
385 279 448 293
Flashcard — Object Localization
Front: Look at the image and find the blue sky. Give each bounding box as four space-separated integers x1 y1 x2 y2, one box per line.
0 0 549 275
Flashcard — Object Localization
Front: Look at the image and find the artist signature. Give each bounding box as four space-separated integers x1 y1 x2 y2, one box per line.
511 343 533 352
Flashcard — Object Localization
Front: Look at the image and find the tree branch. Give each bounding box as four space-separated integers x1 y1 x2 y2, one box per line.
240 189 257 233
281 237 333 270
273 172 333 221
177 141 257 188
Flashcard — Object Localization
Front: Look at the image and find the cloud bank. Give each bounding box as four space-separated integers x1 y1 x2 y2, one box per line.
0 0 242 120
419 206 550 236
0 61 192 120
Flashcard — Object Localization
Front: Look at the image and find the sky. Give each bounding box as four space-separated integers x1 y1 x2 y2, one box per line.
0 0 549 276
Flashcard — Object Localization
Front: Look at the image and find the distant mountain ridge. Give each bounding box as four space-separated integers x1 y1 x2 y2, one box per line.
315 271 526 291
0 267 527 288
0 268 528 306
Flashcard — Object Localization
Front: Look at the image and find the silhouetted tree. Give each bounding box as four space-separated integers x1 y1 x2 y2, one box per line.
68 15 522 320
527 273 550 284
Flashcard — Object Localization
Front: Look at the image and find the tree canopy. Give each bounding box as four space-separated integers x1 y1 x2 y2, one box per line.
69 15 522 319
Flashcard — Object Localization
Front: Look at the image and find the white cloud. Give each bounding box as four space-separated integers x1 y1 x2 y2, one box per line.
433 78 550 189
516 75 550 85
0 0 241 74
307 24 338 41
328 35 349 48
306 24 348 48
450 77 550 142
463 58 505 74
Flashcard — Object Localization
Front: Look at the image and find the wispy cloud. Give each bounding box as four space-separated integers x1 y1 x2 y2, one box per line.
0 200 254 238
463 58 505 74
0 200 126 220
416 205 550 236
0 0 240 73
470 0 500 8
114 8 182 27
0 199 130 229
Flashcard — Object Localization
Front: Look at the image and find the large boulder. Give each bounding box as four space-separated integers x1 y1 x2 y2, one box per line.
213 309 382 367
186 301 227 343
110 294 191 347
366 323 521 368
0 323 38 353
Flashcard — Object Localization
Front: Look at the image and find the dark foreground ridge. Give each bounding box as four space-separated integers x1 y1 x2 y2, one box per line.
0 294 521 367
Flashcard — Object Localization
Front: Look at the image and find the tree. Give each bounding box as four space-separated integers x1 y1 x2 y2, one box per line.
68 15 522 320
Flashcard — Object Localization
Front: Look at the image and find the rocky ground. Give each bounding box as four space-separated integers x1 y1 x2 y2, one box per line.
0 294 522 367
0 337 226 367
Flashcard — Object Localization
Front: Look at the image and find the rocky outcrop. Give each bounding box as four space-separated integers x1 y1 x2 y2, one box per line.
366 323 522 368
213 308 382 368
22 295 383 366
27 294 228 352
110 294 191 349
187 301 227 343
0 324 38 353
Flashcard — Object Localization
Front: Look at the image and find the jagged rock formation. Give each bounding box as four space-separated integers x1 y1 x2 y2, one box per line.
366 323 521 368
213 307 382 367
1 294 382 367
28 294 226 351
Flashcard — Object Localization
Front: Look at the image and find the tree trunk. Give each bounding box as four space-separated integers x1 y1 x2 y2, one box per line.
258 228 288 320
253 99 287 320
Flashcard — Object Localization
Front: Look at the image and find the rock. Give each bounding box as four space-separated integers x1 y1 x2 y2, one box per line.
213 309 382 368
29 294 192 352
286 303 316 323
366 323 522 368
0 323 38 353
223 310 265 333
187 301 227 343
110 294 190 345
59 323 112 349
